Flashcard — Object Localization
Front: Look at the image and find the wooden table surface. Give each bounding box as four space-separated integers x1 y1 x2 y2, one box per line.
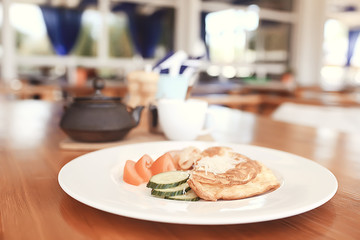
0 99 359 240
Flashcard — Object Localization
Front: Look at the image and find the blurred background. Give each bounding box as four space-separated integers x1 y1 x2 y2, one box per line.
0 0 360 118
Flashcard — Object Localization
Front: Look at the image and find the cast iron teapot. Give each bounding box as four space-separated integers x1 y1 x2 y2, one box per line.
60 78 144 142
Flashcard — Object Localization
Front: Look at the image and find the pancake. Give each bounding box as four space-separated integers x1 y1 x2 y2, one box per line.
187 146 280 201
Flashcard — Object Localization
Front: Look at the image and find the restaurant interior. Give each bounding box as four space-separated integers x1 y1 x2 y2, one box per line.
0 0 359 239
1 0 360 115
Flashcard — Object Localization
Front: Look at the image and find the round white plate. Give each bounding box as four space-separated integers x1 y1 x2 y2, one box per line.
58 141 338 225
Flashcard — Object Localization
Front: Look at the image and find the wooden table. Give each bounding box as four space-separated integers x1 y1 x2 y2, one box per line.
0 100 359 240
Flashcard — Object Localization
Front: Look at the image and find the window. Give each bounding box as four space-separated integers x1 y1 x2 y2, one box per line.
321 19 356 89
323 19 348 66
1 0 296 87
205 8 259 64
203 4 292 80
256 20 291 64
11 3 53 56
72 8 101 57
107 6 174 59
108 11 134 58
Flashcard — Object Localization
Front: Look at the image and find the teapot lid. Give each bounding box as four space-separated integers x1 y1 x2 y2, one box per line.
74 78 122 103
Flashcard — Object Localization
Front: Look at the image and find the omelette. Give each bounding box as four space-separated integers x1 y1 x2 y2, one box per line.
182 146 280 201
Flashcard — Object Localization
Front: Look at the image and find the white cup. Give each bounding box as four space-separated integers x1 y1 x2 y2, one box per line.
157 98 212 141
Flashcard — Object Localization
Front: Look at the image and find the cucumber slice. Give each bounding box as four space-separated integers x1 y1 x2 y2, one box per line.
151 182 191 197
146 171 189 189
165 190 200 201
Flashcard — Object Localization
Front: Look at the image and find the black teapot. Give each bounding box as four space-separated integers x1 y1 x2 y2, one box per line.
60 78 144 142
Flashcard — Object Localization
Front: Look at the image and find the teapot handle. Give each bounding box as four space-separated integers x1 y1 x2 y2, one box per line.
127 105 144 127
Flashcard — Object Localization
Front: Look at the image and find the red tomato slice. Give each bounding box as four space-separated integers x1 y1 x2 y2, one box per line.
123 160 144 186
150 152 176 175
134 154 154 182
166 150 181 170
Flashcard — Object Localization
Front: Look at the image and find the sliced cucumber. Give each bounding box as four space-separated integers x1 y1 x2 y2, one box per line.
147 171 200 201
151 182 191 197
146 171 189 189
165 190 200 201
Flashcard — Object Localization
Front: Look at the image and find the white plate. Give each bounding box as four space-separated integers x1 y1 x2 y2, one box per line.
58 141 338 225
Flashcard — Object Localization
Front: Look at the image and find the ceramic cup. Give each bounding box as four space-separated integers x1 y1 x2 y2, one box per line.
157 98 212 141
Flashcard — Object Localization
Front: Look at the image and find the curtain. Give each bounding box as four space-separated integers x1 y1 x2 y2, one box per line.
112 3 165 58
346 29 360 67
40 6 83 55
41 1 165 58
201 11 210 59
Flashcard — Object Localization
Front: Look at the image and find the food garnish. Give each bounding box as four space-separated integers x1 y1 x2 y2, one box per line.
134 154 153 182
123 152 176 186
123 160 144 186
150 152 176 175
165 190 200 201
146 171 200 201
146 171 189 189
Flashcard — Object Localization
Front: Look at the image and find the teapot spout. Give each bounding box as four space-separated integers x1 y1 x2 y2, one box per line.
131 106 144 126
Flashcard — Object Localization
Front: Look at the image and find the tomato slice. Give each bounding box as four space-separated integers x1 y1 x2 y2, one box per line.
123 160 144 186
150 152 176 175
134 154 154 182
166 150 181 170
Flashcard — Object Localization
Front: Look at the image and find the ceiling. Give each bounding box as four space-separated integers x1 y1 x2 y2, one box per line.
327 0 360 28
